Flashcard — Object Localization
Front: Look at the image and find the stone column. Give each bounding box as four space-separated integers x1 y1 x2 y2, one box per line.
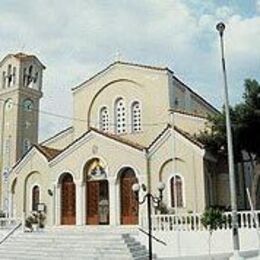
51 183 56 226
82 182 86 225
55 183 61 226
9 193 13 218
108 178 117 226
75 180 83 226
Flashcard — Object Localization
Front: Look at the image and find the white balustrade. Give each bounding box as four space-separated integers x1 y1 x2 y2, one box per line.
144 211 260 232
0 218 19 229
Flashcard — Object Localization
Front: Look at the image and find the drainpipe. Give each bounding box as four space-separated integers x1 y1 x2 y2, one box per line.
0 100 7 209
145 148 151 193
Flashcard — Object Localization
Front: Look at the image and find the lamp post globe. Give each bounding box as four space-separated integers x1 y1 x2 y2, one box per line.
132 183 140 193
216 22 225 36
157 182 165 192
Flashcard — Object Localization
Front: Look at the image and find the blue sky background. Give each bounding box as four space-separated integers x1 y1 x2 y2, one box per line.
0 0 260 140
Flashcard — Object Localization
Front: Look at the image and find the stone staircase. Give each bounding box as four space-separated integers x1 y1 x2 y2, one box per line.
0 226 155 260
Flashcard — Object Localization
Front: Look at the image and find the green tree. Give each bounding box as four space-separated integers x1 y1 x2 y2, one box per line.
196 79 260 206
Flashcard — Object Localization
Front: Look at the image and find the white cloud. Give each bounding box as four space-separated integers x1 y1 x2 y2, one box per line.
257 0 260 13
0 0 259 140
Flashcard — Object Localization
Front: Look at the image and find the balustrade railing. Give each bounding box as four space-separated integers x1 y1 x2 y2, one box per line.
144 211 260 232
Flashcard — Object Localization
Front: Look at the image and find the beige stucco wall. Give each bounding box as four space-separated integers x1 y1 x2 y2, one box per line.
10 131 148 226
72 64 170 147
10 126 208 226
6 61 221 226
49 132 146 182
10 150 51 224
149 129 206 213
174 112 207 136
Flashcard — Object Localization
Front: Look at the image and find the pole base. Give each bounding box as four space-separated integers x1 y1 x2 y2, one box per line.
229 250 245 260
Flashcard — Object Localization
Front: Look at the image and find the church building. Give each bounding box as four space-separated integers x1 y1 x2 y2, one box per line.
0 53 230 227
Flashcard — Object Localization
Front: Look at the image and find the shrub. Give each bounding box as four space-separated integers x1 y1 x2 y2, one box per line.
201 207 225 233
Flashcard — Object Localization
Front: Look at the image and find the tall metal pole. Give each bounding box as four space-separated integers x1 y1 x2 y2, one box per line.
216 22 243 260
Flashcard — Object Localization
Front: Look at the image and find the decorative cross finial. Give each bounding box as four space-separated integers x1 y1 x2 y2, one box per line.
115 50 122 62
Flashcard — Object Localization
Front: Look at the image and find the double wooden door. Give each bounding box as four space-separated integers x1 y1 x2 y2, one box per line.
61 174 76 225
86 180 109 225
120 170 138 225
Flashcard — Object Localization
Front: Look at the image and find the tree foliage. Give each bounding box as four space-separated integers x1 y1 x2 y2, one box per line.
201 207 224 233
196 79 260 162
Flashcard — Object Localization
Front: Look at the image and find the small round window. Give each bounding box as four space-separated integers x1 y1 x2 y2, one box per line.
23 99 33 112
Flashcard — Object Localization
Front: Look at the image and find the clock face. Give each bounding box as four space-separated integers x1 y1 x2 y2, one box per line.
23 99 33 111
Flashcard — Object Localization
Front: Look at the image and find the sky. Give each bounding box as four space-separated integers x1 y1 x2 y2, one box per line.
0 0 260 140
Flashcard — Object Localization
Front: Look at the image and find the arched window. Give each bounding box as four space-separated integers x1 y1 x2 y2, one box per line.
32 185 40 211
115 98 126 134
23 68 27 86
7 64 12 87
27 65 33 86
23 139 31 154
170 175 184 208
131 101 141 133
99 107 109 132
2 71 6 89
12 67 16 86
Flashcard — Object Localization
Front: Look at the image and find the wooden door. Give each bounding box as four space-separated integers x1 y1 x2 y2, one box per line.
120 169 138 225
61 174 76 225
86 181 99 224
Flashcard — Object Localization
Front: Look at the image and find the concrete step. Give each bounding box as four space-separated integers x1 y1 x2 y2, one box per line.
0 227 153 260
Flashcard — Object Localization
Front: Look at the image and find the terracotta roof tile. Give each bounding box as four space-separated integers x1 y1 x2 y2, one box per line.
90 127 146 151
36 145 62 161
147 124 204 150
72 61 170 91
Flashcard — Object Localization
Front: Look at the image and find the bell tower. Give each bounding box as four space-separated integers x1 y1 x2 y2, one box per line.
0 52 45 212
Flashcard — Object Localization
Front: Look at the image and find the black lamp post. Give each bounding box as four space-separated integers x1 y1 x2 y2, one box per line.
132 182 165 260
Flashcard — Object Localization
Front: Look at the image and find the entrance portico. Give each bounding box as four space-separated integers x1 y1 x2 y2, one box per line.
54 158 141 227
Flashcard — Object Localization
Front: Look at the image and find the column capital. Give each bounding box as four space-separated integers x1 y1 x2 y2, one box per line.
74 180 84 186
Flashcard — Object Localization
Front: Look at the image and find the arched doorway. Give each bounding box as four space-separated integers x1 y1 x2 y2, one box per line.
86 180 109 224
120 168 138 225
60 173 76 225
85 158 109 225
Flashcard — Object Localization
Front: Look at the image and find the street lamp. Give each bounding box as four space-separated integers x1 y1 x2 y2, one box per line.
132 182 165 260
216 22 244 260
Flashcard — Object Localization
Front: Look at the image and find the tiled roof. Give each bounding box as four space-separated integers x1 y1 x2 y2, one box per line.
174 126 204 149
0 52 46 69
172 109 209 119
13 52 33 59
36 145 62 161
72 61 170 91
147 124 204 150
47 127 146 163
90 127 146 151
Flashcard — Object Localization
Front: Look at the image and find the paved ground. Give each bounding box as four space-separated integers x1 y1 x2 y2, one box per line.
162 249 260 259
